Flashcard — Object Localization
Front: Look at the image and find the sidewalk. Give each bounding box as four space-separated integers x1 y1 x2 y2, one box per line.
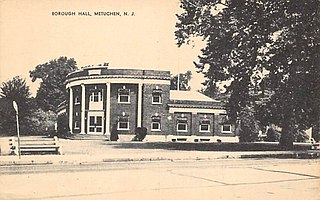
1 139 319 166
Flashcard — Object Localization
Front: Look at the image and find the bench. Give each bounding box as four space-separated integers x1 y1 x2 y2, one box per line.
9 136 61 155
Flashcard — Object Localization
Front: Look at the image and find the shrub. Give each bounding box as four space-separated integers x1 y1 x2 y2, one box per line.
132 127 147 141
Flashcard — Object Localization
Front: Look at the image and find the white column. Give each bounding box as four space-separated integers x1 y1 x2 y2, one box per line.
69 87 73 134
80 84 86 134
105 82 111 136
137 83 143 127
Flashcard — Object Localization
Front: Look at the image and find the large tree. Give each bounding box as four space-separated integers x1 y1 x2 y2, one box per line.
0 76 34 136
175 0 320 148
30 56 78 112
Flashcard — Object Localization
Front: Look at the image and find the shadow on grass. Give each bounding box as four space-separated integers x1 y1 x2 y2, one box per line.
105 142 313 152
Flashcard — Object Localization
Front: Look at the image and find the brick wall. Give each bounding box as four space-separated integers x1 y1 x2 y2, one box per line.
193 113 214 136
109 83 138 135
142 84 171 135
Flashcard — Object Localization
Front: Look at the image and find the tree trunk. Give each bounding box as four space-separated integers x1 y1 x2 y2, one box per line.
279 123 294 149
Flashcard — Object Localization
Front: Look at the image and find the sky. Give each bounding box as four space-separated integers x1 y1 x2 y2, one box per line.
0 0 206 96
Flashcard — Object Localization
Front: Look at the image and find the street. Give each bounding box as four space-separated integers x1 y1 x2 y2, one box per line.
0 159 319 200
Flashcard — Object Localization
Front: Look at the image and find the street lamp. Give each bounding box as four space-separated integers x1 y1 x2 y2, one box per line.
13 101 21 159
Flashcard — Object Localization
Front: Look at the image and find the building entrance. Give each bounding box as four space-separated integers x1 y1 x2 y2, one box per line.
87 113 104 134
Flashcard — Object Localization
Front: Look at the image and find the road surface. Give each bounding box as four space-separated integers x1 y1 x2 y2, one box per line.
0 159 319 200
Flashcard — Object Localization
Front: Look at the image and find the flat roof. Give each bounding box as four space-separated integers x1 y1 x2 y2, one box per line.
170 90 220 102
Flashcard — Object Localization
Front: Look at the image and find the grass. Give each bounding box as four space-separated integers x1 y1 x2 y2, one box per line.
107 142 314 151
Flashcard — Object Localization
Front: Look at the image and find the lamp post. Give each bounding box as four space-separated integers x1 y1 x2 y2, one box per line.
13 101 21 159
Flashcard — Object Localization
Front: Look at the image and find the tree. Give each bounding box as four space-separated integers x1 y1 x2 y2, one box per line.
175 0 319 148
238 105 260 142
28 109 57 135
170 70 192 90
0 76 34 136
261 1 320 147
30 56 77 112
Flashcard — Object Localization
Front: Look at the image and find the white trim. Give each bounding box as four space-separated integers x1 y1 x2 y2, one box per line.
87 112 104 134
221 124 232 133
80 84 86 134
199 124 210 132
151 122 161 131
74 96 80 105
69 87 73 133
105 82 111 135
118 95 130 103
117 88 130 103
169 107 226 114
152 95 162 104
176 123 188 132
117 122 130 130
74 121 80 129
66 78 170 88
137 83 143 127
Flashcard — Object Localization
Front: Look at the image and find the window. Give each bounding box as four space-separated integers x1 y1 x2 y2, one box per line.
118 88 130 103
176 117 188 132
152 89 162 104
90 90 102 102
199 119 210 132
222 124 232 133
96 116 102 132
74 121 80 129
75 96 80 104
151 116 161 131
117 116 129 130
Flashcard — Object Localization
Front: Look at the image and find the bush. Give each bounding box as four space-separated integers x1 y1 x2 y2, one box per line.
265 127 280 142
132 127 147 141
56 113 70 138
110 125 119 141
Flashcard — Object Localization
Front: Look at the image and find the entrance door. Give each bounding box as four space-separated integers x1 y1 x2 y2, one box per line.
88 115 103 134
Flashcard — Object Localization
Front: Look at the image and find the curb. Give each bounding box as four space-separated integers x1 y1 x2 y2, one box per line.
1 151 319 166
240 151 320 159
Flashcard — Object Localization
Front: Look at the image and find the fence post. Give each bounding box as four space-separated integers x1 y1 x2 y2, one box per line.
9 137 18 155
53 136 62 154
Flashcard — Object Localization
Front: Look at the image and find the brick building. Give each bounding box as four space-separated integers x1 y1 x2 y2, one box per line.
63 66 237 141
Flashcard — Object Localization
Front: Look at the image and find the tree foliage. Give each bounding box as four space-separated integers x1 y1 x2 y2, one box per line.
0 76 34 136
238 105 260 142
170 70 192 90
30 56 77 112
176 0 320 148
28 109 57 135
